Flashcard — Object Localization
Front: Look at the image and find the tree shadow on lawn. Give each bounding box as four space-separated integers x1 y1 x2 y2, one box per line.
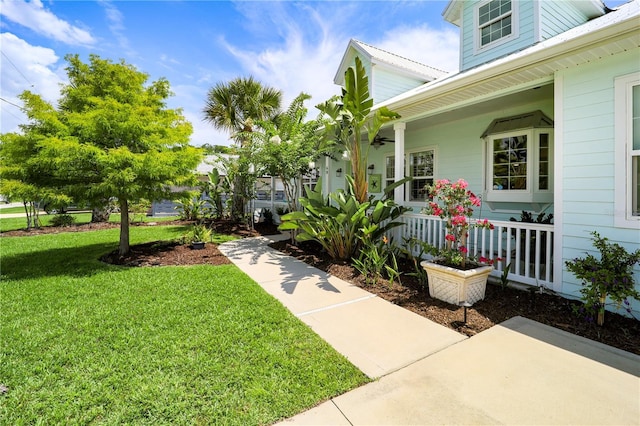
1 242 128 281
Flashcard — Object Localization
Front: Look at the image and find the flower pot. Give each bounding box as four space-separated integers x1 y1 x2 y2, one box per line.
420 260 493 305
191 241 205 250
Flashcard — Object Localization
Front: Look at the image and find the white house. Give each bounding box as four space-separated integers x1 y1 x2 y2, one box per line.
320 0 640 316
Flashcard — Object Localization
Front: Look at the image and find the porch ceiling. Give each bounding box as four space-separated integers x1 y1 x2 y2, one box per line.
378 10 639 127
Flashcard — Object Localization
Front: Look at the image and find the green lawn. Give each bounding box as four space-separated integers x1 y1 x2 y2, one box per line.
0 206 31 215
0 212 178 233
0 227 368 424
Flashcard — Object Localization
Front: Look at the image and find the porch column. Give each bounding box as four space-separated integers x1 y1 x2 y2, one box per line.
393 122 406 203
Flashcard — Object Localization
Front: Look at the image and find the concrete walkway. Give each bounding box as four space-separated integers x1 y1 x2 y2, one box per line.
219 236 640 425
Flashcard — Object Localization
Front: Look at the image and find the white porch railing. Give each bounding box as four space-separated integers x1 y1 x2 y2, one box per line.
395 213 554 289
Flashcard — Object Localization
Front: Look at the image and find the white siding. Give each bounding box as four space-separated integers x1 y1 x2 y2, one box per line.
558 48 640 316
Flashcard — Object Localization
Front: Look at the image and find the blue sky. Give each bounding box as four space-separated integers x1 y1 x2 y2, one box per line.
0 0 628 146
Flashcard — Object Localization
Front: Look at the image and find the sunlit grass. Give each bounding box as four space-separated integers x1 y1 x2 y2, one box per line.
0 227 368 424
0 212 179 232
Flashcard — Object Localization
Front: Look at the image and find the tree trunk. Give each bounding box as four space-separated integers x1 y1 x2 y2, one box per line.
231 174 245 222
119 198 130 256
597 295 607 326
91 206 111 223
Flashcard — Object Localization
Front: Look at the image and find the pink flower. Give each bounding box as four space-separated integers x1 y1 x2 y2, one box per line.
445 234 455 242
451 215 467 226
459 246 468 254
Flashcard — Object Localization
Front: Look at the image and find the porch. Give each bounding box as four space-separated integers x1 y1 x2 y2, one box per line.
394 213 555 290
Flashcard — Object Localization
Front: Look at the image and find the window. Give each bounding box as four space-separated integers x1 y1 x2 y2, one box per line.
483 111 553 204
614 74 640 227
475 0 517 50
492 135 527 190
385 155 395 199
408 149 435 202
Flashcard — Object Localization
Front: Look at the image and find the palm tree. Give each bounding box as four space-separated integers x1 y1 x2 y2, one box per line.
203 77 281 221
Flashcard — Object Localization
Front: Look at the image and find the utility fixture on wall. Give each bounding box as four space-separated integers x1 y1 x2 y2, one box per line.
336 168 343 177
368 164 375 175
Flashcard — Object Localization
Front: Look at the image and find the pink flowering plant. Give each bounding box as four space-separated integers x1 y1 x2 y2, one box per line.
422 179 495 268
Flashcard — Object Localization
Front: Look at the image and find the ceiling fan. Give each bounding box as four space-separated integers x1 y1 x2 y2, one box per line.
371 134 394 149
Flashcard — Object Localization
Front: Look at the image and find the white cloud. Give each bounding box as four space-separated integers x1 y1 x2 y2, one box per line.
98 0 135 56
375 25 460 73
221 3 346 115
222 2 459 120
0 0 95 46
0 33 66 134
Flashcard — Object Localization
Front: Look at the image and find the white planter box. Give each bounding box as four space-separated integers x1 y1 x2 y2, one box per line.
420 261 493 305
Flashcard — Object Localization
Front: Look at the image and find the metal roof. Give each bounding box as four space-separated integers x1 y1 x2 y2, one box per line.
334 39 448 85
481 110 553 138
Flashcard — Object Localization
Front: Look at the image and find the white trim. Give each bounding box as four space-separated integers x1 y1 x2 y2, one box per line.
394 122 406 203
406 145 437 205
614 73 640 229
473 0 520 54
484 128 554 203
553 75 564 293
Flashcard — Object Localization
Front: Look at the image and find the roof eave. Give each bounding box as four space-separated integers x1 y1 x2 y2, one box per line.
376 9 639 118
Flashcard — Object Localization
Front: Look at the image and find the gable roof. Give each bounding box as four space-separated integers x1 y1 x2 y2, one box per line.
442 0 607 27
377 0 639 123
333 39 447 85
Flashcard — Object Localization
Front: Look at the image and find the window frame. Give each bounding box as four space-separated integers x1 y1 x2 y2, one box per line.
484 129 553 203
614 73 640 228
384 154 396 198
406 147 436 203
474 0 519 53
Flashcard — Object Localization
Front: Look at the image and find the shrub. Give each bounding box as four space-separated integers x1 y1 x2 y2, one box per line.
183 224 212 244
50 214 76 227
176 196 205 221
279 177 409 260
565 231 640 326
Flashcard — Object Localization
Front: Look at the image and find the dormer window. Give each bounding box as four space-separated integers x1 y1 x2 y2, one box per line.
476 0 518 50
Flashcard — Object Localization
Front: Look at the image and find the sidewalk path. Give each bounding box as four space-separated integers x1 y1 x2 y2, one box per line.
219 236 640 425
219 235 466 378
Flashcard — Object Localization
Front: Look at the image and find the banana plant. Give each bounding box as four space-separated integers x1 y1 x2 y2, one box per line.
279 176 410 260
316 56 400 204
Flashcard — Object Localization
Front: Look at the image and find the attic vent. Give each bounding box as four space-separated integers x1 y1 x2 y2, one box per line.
481 110 553 138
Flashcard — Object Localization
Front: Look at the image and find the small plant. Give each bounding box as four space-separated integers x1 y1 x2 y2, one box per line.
565 231 640 326
499 262 512 290
50 214 76 227
184 224 212 244
352 235 400 287
176 196 205 221
399 237 430 287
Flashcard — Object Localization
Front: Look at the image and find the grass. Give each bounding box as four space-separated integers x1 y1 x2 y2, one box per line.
0 206 30 215
0 212 179 233
0 227 368 424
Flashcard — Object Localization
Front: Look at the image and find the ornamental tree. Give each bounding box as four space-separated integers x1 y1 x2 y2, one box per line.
253 93 328 214
4 54 201 255
422 178 493 268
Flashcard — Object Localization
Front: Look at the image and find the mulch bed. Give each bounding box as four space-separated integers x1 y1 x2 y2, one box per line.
4 219 639 355
269 239 640 355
